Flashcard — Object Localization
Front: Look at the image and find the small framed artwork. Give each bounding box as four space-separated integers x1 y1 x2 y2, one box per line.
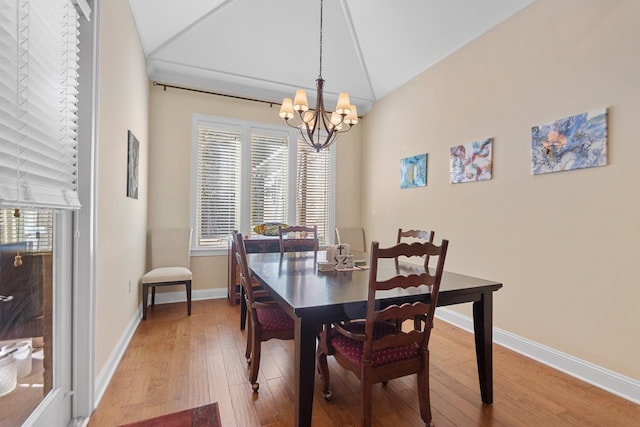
449 138 493 184
400 154 427 189
531 108 607 175
127 130 139 199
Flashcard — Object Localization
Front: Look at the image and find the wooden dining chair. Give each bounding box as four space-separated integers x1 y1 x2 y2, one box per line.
317 238 449 427
277 224 318 254
232 232 272 331
233 231 294 392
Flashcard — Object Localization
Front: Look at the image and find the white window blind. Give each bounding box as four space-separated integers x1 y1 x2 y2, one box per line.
250 131 288 234
0 0 81 210
296 139 332 244
195 124 241 249
191 114 335 253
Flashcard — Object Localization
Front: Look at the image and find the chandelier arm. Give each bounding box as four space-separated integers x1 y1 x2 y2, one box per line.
283 118 302 130
336 124 354 134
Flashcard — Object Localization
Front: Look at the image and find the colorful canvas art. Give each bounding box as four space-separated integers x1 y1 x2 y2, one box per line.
449 138 493 184
400 154 427 189
531 109 607 175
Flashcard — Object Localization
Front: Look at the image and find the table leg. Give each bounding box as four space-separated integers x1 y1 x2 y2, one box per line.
294 317 319 427
473 291 494 404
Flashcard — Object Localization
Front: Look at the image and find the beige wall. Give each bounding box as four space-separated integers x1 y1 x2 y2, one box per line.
148 86 362 291
95 0 637 394
95 0 149 375
361 0 640 379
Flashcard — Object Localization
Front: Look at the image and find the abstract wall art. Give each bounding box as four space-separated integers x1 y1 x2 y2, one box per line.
127 130 140 199
449 138 493 184
531 108 607 175
400 153 427 189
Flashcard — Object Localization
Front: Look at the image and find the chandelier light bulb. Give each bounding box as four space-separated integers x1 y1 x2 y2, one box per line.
293 90 309 112
335 93 351 115
279 98 294 119
345 105 358 125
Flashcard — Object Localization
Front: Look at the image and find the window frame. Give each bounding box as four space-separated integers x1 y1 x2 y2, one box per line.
190 113 336 256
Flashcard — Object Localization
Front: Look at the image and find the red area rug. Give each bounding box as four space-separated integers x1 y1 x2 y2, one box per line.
119 402 221 427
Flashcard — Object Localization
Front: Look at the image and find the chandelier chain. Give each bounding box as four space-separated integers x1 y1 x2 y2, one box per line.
319 0 323 78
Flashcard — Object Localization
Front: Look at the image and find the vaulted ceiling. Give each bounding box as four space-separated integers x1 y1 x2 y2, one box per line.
129 0 534 114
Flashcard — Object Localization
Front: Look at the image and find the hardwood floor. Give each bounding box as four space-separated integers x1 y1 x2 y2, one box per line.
88 299 639 426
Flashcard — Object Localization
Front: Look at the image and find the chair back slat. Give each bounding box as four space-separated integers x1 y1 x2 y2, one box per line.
396 228 434 243
375 273 435 291
374 301 433 324
278 225 318 254
395 228 435 269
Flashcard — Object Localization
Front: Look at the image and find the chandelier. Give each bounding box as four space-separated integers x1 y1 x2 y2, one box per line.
279 0 358 152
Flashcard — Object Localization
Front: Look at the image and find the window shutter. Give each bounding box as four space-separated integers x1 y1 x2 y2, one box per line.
250 131 288 234
196 124 241 249
0 0 81 210
296 140 331 245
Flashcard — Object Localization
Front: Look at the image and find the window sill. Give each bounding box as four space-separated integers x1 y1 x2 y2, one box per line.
190 247 228 257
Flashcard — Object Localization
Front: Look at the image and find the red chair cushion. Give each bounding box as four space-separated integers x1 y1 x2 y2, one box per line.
256 306 294 331
330 321 418 366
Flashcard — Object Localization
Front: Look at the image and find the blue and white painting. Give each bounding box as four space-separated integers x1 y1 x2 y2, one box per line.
400 154 427 189
531 109 607 175
449 138 493 184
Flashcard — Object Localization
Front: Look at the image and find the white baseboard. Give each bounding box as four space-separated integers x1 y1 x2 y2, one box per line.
93 289 227 409
435 307 640 405
93 305 140 409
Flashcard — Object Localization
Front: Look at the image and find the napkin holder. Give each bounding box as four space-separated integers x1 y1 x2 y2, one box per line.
326 244 353 269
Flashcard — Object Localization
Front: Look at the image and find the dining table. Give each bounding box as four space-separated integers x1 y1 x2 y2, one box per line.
247 250 503 427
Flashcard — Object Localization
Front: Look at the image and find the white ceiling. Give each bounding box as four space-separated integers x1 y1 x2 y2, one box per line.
129 0 534 114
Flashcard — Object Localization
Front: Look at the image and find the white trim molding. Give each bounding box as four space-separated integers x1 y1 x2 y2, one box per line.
435 308 640 405
93 307 140 409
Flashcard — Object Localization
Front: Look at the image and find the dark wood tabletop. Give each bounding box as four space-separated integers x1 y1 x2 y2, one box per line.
248 251 503 427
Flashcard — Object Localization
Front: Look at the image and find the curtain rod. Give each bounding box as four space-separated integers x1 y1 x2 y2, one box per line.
152 81 279 107
152 81 363 119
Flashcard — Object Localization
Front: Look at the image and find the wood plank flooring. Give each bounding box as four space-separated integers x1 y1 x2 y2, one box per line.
88 299 639 426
